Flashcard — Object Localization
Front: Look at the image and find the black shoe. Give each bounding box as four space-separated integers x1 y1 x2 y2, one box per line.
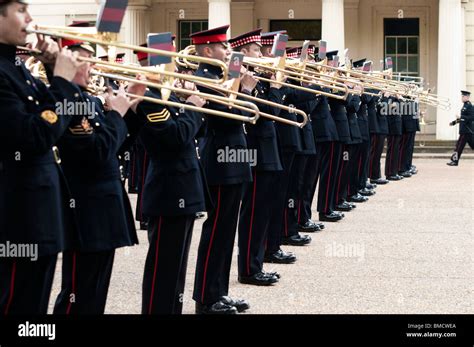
196 301 237 314
238 272 279 286
446 161 458 166
263 270 281 279
281 234 312 246
140 221 148 230
297 220 321 233
387 175 403 181
349 194 368 203
306 219 325 229
410 166 418 174
219 296 250 313
319 212 342 222
399 171 412 178
359 188 375 196
333 211 345 218
264 249 297 264
366 183 377 190
195 212 206 219
335 202 353 212
370 178 389 185
345 201 356 209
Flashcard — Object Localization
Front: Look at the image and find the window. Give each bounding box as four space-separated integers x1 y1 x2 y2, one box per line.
384 18 419 78
270 20 321 41
178 20 208 50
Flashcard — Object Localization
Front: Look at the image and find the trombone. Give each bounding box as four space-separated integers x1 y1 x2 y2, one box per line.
90 67 308 128
76 55 308 127
27 25 229 84
21 47 260 124
177 45 349 100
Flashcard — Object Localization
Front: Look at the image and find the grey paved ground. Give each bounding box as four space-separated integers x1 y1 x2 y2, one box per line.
48 159 474 314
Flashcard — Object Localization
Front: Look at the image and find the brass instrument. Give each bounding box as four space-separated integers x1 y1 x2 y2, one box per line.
21 47 260 124
177 46 349 100
27 25 229 84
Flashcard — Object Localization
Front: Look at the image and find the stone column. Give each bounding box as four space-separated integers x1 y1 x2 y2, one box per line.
321 0 345 59
208 0 231 33
436 0 465 140
122 4 151 62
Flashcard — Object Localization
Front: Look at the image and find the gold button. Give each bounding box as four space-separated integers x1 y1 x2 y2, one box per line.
27 96 33 101
35 101 39 105
26 80 31 85
95 122 100 127
74 93 80 98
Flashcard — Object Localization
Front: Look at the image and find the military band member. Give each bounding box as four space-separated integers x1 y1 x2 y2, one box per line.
53 40 139 314
351 59 376 196
265 45 315 252
384 94 404 180
137 75 211 315
282 47 322 240
0 0 83 314
325 51 353 218
398 97 419 176
447 90 474 166
368 88 389 185
345 86 368 203
227 29 282 286
191 25 254 314
259 31 298 264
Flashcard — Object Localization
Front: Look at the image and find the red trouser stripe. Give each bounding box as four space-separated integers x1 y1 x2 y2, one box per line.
4 261 16 315
201 185 221 303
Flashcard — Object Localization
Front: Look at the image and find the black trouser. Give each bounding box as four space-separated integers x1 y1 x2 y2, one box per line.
135 149 150 223
284 154 308 238
238 169 279 277
385 135 401 177
357 139 371 190
266 151 295 254
398 132 415 172
143 215 194 314
315 141 342 214
0 255 57 315
193 183 243 305
301 154 319 223
334 144 352 205
54 250 115 314
348 144 362 197
369 134 386 179
407 132 417 168
451 134 474 163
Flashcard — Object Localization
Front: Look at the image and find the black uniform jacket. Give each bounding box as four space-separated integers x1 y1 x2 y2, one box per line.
357 93 372 141
58 91 138 252
195 63 252 185
401 99 419 133
329 91 353 143
368 90 388 135
459 101 474 135
246 77 283 171
346 94 363 144
310 86 339 143
0 43 82 256
137 89 211 216
276 84 316 152
386 97 403 136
